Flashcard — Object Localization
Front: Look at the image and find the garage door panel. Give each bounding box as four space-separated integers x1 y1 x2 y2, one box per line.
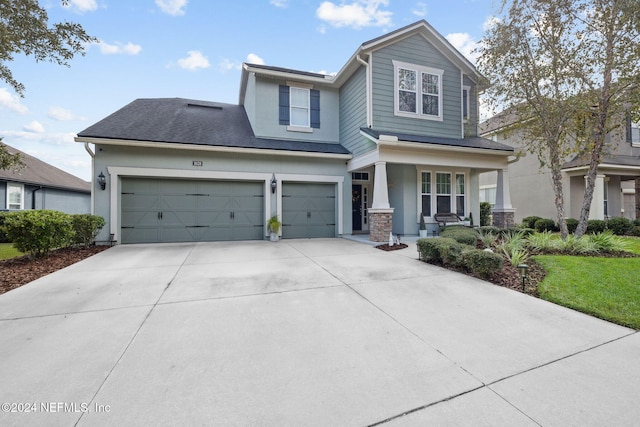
282 183 336 239
121 178 264 244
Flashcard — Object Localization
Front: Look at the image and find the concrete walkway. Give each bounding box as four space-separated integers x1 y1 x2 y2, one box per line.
0 238 638 426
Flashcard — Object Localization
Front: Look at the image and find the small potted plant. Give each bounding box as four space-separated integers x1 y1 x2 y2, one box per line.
419 212 428 238
267 214 281 242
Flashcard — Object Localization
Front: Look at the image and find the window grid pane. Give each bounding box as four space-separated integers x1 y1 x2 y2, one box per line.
456 174 465 194
436 173 451 195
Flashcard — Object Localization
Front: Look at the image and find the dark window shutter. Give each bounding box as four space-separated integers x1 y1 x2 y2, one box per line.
279 85 290 125
626 116 632 143
310 89 320 128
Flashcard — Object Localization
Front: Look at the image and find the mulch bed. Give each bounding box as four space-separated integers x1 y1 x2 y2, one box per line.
375 243 409 251
0 246 109 295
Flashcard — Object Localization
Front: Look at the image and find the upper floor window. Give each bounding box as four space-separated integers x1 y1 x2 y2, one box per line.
393 61 443 121
7 182 23 210
462 86 470 122
629 120 640 147
279 84 320 131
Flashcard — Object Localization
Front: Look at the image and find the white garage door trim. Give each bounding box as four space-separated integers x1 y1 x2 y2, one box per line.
274 173 344 236
107 167 273 242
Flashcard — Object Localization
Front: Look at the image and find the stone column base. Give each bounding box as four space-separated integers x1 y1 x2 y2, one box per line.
635 177 640 219
491 209 515 229
369 208 394 242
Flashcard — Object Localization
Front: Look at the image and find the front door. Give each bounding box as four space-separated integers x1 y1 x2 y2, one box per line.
352 184 362 231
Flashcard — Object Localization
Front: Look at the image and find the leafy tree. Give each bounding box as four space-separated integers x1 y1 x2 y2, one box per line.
1 0 96 96
0 138 24 171
479 0 640 238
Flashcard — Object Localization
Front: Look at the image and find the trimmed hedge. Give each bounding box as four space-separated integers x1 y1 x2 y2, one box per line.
534 218 556 232
586 219 606 234
606 217 634 236
72 214 107 247
566 218 579 234
439 226 478 246
1 211 106 257
417 238 470 266
461 249 504 278
3 210 74 257
480 202 491 226
522 216 543 229
0 211 9 243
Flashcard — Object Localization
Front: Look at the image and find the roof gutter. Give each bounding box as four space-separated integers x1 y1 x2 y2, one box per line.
75 137 352 160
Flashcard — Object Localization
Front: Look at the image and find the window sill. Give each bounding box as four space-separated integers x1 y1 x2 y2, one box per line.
394 111 443 122
287 126 313 133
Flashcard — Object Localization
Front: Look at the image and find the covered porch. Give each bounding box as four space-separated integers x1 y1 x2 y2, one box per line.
349 129 516 241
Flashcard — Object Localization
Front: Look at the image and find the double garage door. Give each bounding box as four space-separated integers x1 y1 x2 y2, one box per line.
121 178 336 244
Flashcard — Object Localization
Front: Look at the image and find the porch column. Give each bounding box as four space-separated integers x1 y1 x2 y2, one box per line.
369 161 394 242
636 177 640 219
587 174 605 220
491 168 515 228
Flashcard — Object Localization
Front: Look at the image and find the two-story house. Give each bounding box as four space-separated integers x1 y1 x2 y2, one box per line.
76 20 515 244
480 112 640 223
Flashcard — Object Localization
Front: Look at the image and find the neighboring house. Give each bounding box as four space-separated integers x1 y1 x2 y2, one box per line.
479 112 640 223
0 143 91 214
75 20 515 245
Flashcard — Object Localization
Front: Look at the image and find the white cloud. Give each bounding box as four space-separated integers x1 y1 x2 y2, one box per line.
47 106 85 121
64 0 98 13
0 88 28 114
412 2 427 17
23 121 44 133
218 58 240 71
177 51 211 70
246 53 265 65
96 40 142 55
316 0 393 29
446 32 480 64
270 0 288 7
483 16 500 32
156 0 188 16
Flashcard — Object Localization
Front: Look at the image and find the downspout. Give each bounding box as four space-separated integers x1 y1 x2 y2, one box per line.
84 142 96 215
32 186 42 209
356 54 372 128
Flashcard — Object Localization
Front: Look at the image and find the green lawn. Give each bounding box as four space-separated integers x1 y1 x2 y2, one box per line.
0 243 23 261
535 255 640 329
620 236 640 254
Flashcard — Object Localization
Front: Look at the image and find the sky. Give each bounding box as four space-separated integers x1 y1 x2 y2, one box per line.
0 0 500 182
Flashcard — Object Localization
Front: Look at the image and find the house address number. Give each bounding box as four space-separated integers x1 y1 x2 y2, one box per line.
192 161 203 166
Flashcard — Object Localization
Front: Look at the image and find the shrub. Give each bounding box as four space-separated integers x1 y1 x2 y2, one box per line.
478 225 500 235
565 218 579 234
417 238 469 266
606 217 634 236
587 230 629 253
504 227 534 237
480 202 492 226
440 226 478 246
632 226 640 237
72 214 106 247
635 218 640 227
526 230 558 253
503 248 530 267
522 216 543 229
478 228 498 248
556 234 598 255
534 218 556 232
461 249 503 278
586 219 607 234
0 212 10 243
2 210 74 257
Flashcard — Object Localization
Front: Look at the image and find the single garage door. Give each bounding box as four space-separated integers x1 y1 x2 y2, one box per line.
121 178 264 244
282 183 336 239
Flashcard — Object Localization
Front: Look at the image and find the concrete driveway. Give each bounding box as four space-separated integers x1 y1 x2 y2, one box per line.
0 238 638 426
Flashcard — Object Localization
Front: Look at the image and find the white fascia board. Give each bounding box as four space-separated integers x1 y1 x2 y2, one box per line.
348 150 380 171
562 163 640 174
74 137 352 160
243 64 333 85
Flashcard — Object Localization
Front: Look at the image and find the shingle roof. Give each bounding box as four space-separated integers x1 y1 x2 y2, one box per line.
77 98 350 156
361 128 515 152
562 154 640 169
0 144 90 192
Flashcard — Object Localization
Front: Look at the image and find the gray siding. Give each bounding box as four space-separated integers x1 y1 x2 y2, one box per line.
0 181 89 213
371 34 463 139
250 76 340 143
463 75 478 137
339 66 376 157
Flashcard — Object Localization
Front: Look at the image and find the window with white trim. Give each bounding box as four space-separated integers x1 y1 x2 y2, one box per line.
456 173 465 217
290 87 310 128
631 120 640 146
420 172 431 217
462 86 470 122
394 61 443 121
7 183 23 210
418 170 466 218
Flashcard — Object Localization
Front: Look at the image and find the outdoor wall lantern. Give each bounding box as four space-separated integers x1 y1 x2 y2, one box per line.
271 174 277 194
518 264 529 292
97 171 106 191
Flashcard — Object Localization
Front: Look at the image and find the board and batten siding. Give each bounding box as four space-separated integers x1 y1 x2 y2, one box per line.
370 34 464 139
339 66 376 157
